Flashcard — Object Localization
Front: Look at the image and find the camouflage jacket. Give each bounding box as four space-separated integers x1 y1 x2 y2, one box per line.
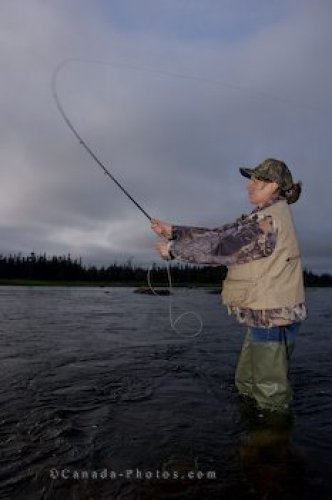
169 196 307 327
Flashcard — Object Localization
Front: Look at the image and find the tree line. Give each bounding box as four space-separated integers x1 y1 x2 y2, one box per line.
0 252 226 284
0 252 330 286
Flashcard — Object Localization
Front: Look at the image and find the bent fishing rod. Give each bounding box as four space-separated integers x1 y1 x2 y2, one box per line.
51 58 204 338
51 59 152 222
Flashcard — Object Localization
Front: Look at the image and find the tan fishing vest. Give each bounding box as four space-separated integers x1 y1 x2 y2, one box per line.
222 200 305 310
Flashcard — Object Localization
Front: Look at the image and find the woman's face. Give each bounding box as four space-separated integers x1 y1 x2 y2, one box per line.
247 176 278 206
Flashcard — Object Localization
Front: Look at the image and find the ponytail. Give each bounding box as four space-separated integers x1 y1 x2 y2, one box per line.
283 181 302 204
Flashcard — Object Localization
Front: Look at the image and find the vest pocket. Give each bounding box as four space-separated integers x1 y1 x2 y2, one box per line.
222 280 251 306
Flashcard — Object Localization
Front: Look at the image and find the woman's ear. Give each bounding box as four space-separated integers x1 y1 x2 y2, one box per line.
269 181 279 194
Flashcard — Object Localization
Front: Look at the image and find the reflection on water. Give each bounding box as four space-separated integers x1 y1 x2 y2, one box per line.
237 406 311 500
0 286 331 499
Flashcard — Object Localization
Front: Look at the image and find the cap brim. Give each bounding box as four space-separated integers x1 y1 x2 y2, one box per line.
239 167 254 179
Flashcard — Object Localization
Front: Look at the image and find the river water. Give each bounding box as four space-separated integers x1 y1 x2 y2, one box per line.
0 286 331 499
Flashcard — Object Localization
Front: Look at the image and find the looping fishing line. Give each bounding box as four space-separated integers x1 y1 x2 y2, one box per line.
52 57 204 337
147 262 203 338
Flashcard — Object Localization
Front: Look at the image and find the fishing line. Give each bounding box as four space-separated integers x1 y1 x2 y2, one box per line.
147 262 203 338
51 57 204 337
52 57 330 118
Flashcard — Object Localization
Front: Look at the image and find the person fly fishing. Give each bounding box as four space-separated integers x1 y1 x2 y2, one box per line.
52 64 307 411
151 159 307 413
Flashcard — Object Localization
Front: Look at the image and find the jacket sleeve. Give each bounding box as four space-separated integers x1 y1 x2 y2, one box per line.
171 219 239 241
169 214 277 266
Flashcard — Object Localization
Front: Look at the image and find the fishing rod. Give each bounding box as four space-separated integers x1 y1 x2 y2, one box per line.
51 59 152 221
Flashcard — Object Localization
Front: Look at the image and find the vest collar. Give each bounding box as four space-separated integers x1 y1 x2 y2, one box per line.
251 195 285 214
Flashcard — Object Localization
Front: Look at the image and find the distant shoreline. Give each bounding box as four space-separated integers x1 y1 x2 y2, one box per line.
0 279 215 287
0 279 216 288
0 279 330 288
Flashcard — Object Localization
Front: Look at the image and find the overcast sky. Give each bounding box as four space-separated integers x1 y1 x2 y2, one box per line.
0 0 331 273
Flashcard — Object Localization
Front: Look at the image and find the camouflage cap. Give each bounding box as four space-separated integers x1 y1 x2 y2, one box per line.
239 158 294 192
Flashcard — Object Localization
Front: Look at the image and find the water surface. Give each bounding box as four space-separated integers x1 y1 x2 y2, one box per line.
0 286 331 499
